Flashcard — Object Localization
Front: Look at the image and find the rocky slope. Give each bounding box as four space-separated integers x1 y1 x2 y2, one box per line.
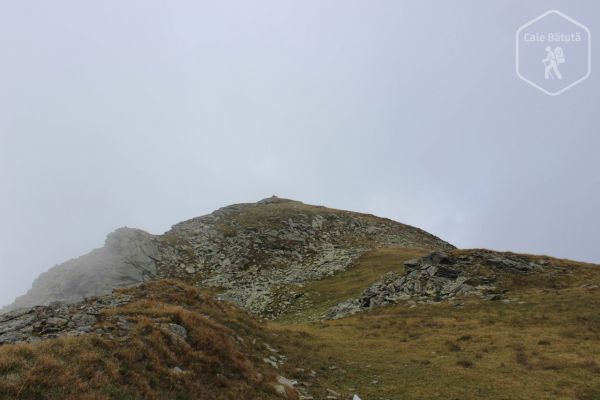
0 280 308 400
3 196 453 316
325 249 571 319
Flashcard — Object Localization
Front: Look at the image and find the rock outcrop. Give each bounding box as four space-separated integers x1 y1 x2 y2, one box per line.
325 250 567 319
0 292 132 345
4 228 162 312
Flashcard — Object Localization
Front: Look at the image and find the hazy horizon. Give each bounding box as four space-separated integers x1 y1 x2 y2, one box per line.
1 0 599 308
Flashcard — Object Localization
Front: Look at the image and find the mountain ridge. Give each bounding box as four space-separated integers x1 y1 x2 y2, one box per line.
2 197 600 399
3 196 453 314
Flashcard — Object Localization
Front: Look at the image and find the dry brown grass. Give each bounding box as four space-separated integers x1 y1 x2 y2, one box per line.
267 284 600 400
2 247 599 400
265 251 600 400
0 281 285 400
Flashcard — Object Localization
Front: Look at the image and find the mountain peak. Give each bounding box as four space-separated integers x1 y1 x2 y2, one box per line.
3 199 452 314
256 195 296 204
1 200 599 400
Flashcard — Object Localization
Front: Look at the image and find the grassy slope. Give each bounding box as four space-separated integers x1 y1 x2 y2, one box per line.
268 250 600 400
276 248 428 322
2 249 599 400
0 281 288 400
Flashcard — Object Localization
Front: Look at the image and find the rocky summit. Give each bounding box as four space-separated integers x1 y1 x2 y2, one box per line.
1 197 600 400
3 196 452 316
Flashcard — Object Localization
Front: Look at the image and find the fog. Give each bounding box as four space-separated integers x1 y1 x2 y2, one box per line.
1 0 599 307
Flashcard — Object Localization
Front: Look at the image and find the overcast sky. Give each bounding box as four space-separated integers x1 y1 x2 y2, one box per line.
1 0 599 308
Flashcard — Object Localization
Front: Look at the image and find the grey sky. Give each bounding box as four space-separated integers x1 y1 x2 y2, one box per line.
1 0 599 308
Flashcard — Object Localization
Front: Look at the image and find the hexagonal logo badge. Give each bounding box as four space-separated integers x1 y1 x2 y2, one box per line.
516 10 591 96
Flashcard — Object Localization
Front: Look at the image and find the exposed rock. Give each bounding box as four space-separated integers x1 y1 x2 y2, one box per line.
273 384 288 398
0 293 131 345
275 375 298 397
162 323 188 340
0 331 29 345
581 283 599 289
172 366 185 374
325 250 567 319
184 265 196 274
3 228 161 312
264 357 279 369
71 312 98 327
257 195 291 205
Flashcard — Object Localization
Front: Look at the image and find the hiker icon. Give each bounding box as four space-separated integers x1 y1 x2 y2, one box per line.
542 46 565 80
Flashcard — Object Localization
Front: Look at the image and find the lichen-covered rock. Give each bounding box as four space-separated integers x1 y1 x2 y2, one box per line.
0 293 131 345
325 250 564 319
